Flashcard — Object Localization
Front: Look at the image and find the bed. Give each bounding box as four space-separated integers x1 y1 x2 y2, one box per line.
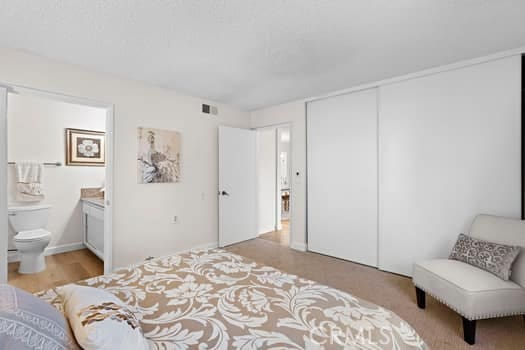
37 249 428 349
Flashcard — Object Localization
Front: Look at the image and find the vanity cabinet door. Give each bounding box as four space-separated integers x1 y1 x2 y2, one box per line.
83 203 104 260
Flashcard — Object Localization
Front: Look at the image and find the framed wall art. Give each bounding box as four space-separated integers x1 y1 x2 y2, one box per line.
137 127 181 184
65 128 105 166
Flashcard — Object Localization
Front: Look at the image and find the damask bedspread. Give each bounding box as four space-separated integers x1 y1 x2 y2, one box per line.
37 249 428 349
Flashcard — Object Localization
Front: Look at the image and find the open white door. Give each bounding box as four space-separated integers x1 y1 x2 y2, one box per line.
219 126 257 247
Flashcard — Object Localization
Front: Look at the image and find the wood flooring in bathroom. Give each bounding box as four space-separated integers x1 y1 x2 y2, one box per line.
8 248 103 293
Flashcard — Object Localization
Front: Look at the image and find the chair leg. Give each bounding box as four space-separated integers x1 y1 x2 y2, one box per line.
415 287 426 309
462 317 476 345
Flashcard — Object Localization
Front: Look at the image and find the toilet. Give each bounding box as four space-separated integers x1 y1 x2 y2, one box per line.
8 205 52 274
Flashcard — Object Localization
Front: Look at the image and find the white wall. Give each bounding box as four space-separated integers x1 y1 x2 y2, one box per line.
277 127 291 226
278 128 291 190
256 128 276 234
7 93 106 250
379 56 521 275
0 48 250 269
251 102 307 251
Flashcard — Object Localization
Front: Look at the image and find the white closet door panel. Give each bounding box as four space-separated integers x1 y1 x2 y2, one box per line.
379 56 521 276
307 88 378 267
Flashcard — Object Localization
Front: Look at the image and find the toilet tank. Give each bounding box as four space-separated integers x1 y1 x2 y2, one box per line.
8 205 51 232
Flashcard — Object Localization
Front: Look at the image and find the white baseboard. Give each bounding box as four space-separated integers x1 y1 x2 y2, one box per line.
113 241 220 272
193 241 219 250
8 242 85 263
290 242 307 252
46 242 85 256
258 226 276 235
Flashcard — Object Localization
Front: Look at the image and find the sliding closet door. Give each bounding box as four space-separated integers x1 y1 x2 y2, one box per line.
379 56 521 276
307 88 378 267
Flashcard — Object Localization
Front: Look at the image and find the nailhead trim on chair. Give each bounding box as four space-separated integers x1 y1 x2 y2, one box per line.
414 284 525 320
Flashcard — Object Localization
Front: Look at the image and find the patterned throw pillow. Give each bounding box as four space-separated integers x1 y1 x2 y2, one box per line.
0 284 79 350
449 233 521 280
56 284 150 350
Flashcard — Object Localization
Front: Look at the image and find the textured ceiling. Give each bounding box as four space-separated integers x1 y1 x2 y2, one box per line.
1 1 525 110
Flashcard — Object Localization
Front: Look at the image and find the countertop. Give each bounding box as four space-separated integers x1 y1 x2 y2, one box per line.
81 197 105 208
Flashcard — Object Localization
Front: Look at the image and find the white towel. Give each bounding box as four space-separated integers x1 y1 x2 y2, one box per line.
15 161 44 202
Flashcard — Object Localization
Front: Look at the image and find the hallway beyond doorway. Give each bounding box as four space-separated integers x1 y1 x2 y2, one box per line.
259 220 289 246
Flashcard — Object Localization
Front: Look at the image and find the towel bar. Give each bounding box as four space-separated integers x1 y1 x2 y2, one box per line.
7 161 62 166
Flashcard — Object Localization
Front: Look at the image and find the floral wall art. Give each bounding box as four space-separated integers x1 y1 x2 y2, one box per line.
137 127 181 184
65 128 105 166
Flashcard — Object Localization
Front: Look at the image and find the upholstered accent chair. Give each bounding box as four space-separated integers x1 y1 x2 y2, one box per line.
412 214 525 345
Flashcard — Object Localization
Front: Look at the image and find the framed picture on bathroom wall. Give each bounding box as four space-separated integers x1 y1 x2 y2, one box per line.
65 128 105 166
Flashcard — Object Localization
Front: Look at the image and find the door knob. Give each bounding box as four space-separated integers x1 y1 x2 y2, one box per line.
220 190 230 196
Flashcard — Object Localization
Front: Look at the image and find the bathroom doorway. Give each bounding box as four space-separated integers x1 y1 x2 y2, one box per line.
0 85 114 290
256 124 292 247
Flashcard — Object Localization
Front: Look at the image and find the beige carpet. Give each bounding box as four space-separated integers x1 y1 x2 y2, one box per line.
226 238 525 350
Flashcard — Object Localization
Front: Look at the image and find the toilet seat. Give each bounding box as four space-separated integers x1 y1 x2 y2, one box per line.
14 229 51 242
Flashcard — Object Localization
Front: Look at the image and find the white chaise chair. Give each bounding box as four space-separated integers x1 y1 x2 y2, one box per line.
412 214 525 345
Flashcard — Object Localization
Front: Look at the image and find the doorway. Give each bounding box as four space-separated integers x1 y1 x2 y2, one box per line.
0 85 114 290
256 125 291 247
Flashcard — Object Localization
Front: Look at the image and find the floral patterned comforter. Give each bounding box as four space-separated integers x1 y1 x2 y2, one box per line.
37 249 428 349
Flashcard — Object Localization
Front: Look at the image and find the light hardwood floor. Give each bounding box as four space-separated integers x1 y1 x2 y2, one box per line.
8 249 103 293
258 220 289 246
226 237 525 350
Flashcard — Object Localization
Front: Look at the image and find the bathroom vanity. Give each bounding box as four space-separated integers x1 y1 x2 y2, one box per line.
81 198 104 260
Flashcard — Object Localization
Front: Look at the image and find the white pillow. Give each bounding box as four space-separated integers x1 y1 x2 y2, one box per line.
56 284 150 350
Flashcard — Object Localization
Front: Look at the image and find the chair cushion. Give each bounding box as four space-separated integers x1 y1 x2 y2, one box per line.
413 259 525 320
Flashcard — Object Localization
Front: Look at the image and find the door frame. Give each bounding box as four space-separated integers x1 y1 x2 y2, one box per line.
254 122 293 246
0 83 115 282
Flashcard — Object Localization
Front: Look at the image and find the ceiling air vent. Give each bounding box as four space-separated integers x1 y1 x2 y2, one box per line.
202 104 218 115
